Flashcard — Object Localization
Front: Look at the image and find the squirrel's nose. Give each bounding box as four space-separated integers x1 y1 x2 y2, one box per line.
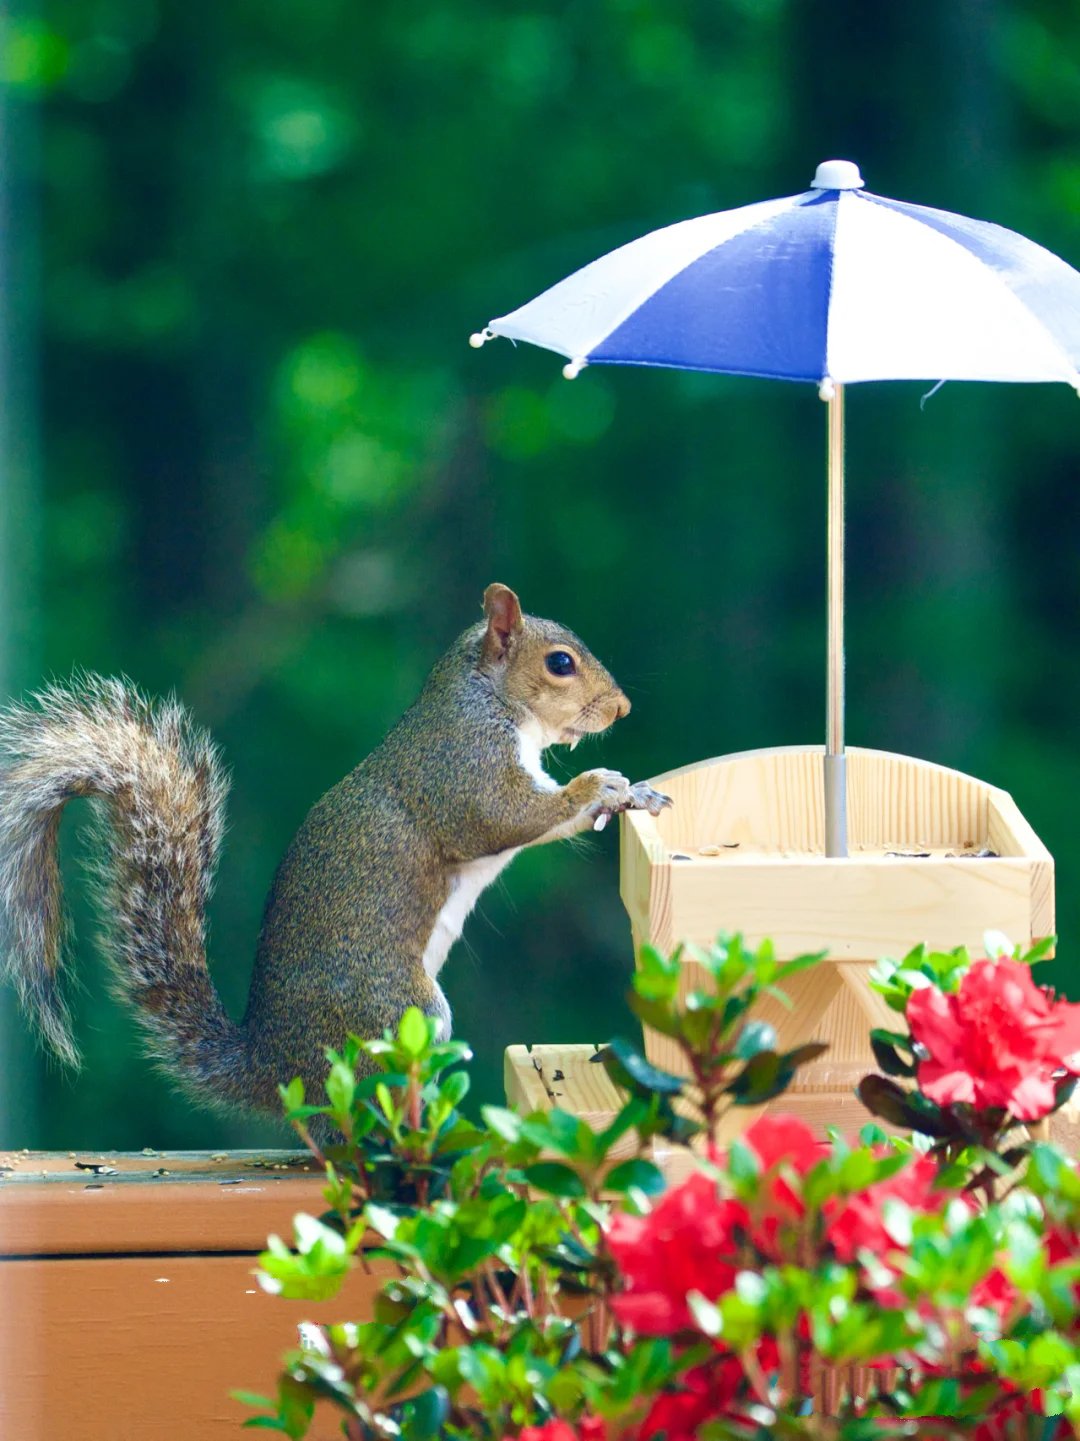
615 692 631 719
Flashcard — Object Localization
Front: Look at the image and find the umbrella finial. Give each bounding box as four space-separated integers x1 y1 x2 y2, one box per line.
812 160 864 191
469 328 495 349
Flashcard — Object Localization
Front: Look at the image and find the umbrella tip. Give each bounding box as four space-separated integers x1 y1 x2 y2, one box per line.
469 328 495 349
812 159 864 191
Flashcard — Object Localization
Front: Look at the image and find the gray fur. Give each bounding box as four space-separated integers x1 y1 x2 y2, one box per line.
0 674 252 1105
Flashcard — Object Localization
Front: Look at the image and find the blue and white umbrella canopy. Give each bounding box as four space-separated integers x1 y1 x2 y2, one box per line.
473 161 1080 856
476 160 1080 391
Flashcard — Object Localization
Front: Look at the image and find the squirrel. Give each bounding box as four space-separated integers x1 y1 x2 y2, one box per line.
0 583 671 1124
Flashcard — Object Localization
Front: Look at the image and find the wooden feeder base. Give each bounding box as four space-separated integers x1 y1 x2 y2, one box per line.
620 745 1055 1138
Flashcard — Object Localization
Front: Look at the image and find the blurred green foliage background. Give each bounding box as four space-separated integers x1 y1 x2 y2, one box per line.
2 0 1080 1149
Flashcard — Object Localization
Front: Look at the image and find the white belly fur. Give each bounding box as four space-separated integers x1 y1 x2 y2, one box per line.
422 847 521 979
421 722 558 981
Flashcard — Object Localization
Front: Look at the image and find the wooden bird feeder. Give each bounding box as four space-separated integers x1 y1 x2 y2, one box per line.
619 743 1055 1137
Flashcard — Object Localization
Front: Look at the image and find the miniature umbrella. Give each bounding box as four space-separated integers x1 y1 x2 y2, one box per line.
471 159 1080 856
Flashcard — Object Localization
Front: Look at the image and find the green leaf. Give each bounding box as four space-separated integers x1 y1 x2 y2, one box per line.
727 1138 760 1184
374 1291 414 1326
603 1158 666 1195
439 1069 469 1109
1020 935 1057 966
626 990 682 1038
399 1006 430 1058
870 1027 915 1051
525 1106 593 1158
870 1032 917 1078
855 1074 921 1128
635 942 681 997
232 1392 277 1409
761 983 795 1010
894 967 934 990
522 1161 586 1197
594 1096 649 1156
776 949 828 980
735 1019 777 1060
481 1105 524 1143
278 1077 304 1113
781 1041 830 1068
401 1386 450 1438
324 1059 355 1114
724 1050 790 1104
855 1075 957 1138
601 1036 685 1095
365 1202 401 1238
375 1082 397 1121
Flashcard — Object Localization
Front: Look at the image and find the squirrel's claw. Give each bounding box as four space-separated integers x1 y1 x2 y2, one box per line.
628 781 673 816
589 780 673 830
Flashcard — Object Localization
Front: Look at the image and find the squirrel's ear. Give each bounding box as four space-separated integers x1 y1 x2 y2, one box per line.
481 584 523 662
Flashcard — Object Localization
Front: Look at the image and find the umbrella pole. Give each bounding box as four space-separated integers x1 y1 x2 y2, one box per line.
825 382 848 858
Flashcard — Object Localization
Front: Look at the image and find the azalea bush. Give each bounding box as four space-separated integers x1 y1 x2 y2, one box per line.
860 933 1079 1190
239 935 1080 1440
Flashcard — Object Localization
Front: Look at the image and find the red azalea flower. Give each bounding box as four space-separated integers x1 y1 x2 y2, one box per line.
609 1119 827 1335
735 1113 827 1259
607 1170 747 1334
635 1342 780 1441
514 1419 606 1441
1045 1224 1080 1324
634 1359 743 1441
972 1391 1065 1441
907 958 1080 1121
826 1153 949 1265
741 1112 825 1216
969 1265 1019 1325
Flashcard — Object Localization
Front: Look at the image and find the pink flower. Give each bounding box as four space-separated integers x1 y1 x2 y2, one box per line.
908 958 1080 1121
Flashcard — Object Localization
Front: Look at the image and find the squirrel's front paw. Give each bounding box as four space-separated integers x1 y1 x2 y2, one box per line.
572 770 673 832
626 781 674 816
575 767 634 814
596 780 673 827
565 768 630 831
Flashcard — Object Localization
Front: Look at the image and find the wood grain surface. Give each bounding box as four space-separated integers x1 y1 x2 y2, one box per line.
0 1150 390 1441
0 1251 389 1441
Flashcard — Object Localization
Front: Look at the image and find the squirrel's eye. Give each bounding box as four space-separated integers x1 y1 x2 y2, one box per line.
545 651 576 678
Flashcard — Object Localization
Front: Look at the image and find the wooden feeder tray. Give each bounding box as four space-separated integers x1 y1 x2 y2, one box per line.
619 744 1055 1137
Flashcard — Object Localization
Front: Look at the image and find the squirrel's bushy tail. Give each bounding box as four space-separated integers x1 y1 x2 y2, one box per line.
0 675 254 1107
